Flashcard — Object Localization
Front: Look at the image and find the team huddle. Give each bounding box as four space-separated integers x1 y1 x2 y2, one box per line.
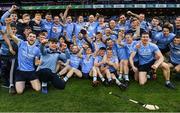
0 5 180 94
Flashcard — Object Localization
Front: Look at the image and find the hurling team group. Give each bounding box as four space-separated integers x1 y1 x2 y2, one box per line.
0 5 180 94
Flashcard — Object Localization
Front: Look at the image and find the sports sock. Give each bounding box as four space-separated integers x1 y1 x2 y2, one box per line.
124 74 129 81
118 73 123 80
99 75 105 82
166 80 170 84
108 78 112 82
42 82 47 87
93 76 97 81
63 76 69 82
115 78 121 85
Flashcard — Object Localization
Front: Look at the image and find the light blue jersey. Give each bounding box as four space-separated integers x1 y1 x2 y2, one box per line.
96 23 108 35
103 34 117 42
76 39 87 48
39 47 67 73
134 42 160 65
42 19 53 39
108 56 119 72
169 42 180 65
124 41 139 62
74 22 85 37
64 22 74 42
17 40 40 71
117 20 131 32
50 23 63 39
115 42 128 60
69 54 81 69
154 32 175 49
140 21 149 32
93 41 106 50
81 55 94 73
86 22 98 38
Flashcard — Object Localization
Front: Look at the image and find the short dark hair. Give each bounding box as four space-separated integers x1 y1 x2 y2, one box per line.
99 47 106 51
106 47 112 51
163 23 173 32
142 32 149 35
24 26 32 30
45 12 52 16
174 35 180 39
153 16 159 20
99 15 104 19
49 38 58 43
10 23 17 28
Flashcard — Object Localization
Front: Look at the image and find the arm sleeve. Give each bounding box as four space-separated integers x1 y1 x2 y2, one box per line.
1 11 10 25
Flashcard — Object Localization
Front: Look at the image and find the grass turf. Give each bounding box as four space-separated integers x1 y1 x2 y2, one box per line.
0 73 180 112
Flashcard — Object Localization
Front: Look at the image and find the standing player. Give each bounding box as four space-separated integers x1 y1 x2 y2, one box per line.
103 48 127 89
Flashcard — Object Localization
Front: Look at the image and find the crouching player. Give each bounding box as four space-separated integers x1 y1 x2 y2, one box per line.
35 38 67 94
80 47 101 86
102 48 127 89
129 32 175 89
116 31 130 86
168 35 180 80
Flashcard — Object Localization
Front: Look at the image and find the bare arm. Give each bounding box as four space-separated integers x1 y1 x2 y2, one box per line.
127 11 140 19
77 48 83 58
129 51 138 72
5 18 20 45
72 35 77 46
152 51 164 70
62 5 72 23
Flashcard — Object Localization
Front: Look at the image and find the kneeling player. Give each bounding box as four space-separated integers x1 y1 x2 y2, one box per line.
130 32 175 89
168 35 180 80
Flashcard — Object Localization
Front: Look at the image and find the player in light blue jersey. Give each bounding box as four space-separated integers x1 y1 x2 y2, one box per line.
74 16 85 38
116 32 129 86
109 20 119 37
168 35 180 80
64 16 74 42
42 13 53 39
103 28 117 42
130 32 175 89
97 15 108 35
117 14 131 32
50 16 63 40
102 48 127 89
85 15 98 38
93 32 106 50
154 24 175 54
106 38 117 56
6 18 41 94
124 33 139 81
35 38 66 94
94 47 109 86
59 45 82 82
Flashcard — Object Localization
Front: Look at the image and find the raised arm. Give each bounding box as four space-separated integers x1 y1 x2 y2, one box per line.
62 5 72 23
127 11 140 19
1 5 18 24
5 18 20 45
77 48 83 58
